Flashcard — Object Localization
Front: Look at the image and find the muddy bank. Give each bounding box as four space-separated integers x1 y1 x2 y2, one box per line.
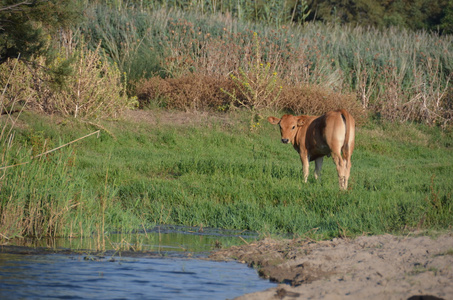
210 233 453 300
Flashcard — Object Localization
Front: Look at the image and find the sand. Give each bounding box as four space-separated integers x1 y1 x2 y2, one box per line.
210 233 453 300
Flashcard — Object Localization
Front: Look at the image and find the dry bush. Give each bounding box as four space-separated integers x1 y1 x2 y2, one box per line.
278 83 364 122
136 73 365 123
136 74 236 111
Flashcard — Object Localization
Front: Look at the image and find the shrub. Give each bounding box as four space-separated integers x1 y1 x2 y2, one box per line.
222 33 282 105
279 84 364 122
136 74 235 111
0 56 36 114
0 42 137 120
48 42 137 119
135 73 364 124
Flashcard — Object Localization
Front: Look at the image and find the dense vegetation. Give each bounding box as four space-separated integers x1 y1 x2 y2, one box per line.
2 1 452 125
0 0 452 242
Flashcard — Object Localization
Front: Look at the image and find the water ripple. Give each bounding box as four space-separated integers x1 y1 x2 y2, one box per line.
0 253 275 299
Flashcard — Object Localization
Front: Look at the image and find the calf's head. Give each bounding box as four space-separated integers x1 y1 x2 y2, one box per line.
268 115 306 145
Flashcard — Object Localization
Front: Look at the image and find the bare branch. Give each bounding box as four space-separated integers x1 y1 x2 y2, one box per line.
0 1 33 13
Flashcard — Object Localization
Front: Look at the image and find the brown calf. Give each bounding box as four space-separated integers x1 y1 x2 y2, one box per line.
268 109 355 190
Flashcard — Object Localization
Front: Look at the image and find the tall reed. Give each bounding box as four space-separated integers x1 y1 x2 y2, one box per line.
0 63 74 238
79 3 453 125
82 0 311 26
0 130 142 240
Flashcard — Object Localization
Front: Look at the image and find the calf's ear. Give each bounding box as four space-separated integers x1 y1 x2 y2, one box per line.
297 118 306 126
267 116 280 124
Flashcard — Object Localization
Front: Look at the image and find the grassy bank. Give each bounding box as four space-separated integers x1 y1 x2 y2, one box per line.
2 110 451 240
1 1 452 243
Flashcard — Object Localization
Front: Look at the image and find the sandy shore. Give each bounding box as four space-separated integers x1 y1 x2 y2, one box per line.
210 233 453 300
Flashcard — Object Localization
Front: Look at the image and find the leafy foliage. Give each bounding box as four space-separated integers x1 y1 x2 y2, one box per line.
0 0 82 62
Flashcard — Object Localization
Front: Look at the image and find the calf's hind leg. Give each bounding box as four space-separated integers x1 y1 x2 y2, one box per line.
343 155 352 190
314 157 323 180
331 152 347 190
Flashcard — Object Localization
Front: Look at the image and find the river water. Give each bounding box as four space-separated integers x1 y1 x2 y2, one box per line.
0 226 276 299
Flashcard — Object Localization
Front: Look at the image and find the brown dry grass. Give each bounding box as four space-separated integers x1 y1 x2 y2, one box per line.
136 74 365 122
136 74 234 111
278 84 364 120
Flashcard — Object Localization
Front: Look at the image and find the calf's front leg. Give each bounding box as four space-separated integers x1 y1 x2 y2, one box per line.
299 153 310 183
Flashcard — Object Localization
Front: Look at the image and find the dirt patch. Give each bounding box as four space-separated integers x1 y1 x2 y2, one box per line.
210 233 453 300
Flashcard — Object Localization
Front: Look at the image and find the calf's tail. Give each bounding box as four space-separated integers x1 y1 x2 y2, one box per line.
339 109 355 160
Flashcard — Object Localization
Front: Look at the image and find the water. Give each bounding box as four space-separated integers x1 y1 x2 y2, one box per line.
0 227 276 299
8 225 260 254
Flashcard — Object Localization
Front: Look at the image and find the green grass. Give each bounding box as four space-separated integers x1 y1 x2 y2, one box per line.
3 110 452 239
3 1 452 244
